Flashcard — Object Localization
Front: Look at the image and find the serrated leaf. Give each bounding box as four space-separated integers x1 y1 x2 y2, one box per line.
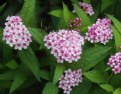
18 47 40 81
9 72 26 94
113 88 121 94
42 82 58 94
73 4 92 26
84 70 108 84
107 14 121 34
112 26 121 51
100 84 114 92
20 0 37 27
53 64 65 84
49 10 63 17
67 46 111 71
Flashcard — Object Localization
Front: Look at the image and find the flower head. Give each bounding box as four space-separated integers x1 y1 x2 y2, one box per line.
44 30 84 63
85 18 113 45
3 16 32 50
107 52 121 74
69 17 82 32
59 69 83 94
79 2 94 16
69 17 82 28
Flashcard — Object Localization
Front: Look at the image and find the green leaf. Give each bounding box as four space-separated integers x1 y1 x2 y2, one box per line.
20 0 37 27
73 4 92 26
84 70 108 84
71 0 78 3
89 85 108 94
100 84 114 92
0 71 15 81
107 14 121 34
101 0 113 12
49 10 63 17
18 47 40 81
113 88 121 94
0 80 11 89
112 26 121 51
83 0 91 3
40 70 50 81
71 78 92 94
42 82 58 94
53 64 65 84
63 3 71 25
29 28 46 48
67 46 111 71
5 59 18 69
9 72 26 94
57 13 68 29
91 1 101 22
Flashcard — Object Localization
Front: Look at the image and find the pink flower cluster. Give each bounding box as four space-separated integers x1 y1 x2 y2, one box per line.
107 52 121 74
85 18 113 45
69 17 82 28
79 2 94 16
59 69 83 94
69 17 82 32
44 30 84 63
3 16 32 50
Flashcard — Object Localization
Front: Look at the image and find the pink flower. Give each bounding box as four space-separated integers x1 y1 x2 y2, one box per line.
85 18 113 45
44 30 84 63
69 17 82 28
107 52 121 74
3 16 32 50
79 2 94 16
59 69 83 94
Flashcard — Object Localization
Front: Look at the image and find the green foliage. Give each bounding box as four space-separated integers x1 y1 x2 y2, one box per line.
18 48 41 81
49 10 63 17
84 70 108 84
5 59 18 69
0 0 121 94
112 26 121 51
53 64 65 84
42 82 58 94
101 0 113 12
107 14 121 34
73 4 92 26
20 0 37 27
9 72 26 94
67 46 111 71
71 78 92 94
100 84 114 92
113 88 121 94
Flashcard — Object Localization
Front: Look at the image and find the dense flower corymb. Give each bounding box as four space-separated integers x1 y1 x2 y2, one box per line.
3 16 32 50
107 52 121 74
85 18 113 45
79 2 94 16
59 69 83 94
69 17 82 28
69 17 82 32
44 30 84 63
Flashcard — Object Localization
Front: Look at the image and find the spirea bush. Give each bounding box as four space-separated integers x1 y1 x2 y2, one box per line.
1 0 121 94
